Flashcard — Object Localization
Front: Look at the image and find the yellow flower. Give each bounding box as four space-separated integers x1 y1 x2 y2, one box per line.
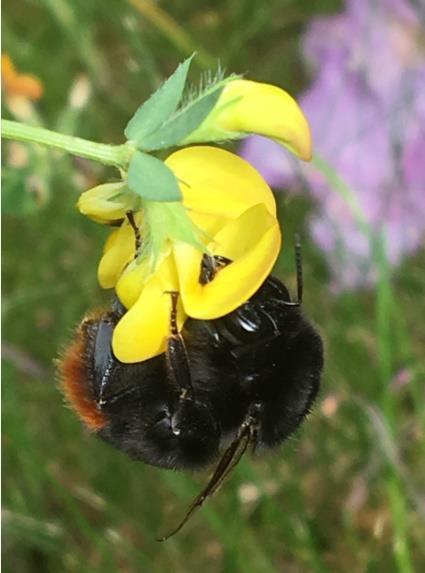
77 77 312 363
90 146 281 363
183 79 312 161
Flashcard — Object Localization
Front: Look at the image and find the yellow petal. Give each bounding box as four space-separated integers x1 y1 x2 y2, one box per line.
165 146 276 218
189 210 229 239
186 80 312 161
112 273 186 363
78 182 136 225
174 203 281 319
115 257 152 308
97 222 135 288
116 249 175 309
103 228 120 253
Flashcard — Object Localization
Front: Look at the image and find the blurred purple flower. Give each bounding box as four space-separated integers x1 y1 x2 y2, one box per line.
240 0 425 290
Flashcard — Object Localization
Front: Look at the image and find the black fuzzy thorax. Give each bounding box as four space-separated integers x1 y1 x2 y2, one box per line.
81 274 323 470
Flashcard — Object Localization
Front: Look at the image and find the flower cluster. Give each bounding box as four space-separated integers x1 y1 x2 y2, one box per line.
240 0 425 290
78 77 311 362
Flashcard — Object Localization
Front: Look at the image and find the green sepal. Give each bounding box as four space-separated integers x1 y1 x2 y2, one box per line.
124 55 194 143
127 151 182 202
142 200 207 266
138 79 231 151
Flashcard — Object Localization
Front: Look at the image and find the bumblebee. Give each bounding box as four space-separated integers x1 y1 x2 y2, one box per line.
59 240 324 540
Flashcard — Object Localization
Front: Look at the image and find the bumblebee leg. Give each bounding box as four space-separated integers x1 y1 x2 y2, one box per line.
165 291 193 396
126 210 142 253
81 311 121 405
158 404 261 541
199 254 231 285
79 306 128 408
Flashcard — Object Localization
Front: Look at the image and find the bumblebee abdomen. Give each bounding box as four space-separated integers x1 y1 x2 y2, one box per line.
58 327 108 431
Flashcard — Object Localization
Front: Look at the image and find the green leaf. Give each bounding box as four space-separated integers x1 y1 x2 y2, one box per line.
139 80 227 151
124 55 194 143
127 151 182 202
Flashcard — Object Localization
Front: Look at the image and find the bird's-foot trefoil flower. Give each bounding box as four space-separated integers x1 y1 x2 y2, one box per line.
79 147 282 363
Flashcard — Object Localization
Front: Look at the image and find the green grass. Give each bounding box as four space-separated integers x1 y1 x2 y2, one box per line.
2 1 425 571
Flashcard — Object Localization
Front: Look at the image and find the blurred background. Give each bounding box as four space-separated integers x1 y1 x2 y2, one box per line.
2 0 424 571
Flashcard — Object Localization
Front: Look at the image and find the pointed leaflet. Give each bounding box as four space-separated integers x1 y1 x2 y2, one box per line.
127 151 182 202
124 55 194 143
138 80 228 151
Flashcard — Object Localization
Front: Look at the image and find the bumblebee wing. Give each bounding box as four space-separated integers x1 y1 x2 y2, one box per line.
158 423 252 542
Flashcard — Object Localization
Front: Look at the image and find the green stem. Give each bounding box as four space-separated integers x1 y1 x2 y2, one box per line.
312 154 370 236
374 234 414 573
1 119 134 169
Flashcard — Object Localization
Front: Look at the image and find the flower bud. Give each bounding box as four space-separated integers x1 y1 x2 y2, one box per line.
77 182 138 225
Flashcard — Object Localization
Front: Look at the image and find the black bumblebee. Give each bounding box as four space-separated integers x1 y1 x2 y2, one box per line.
59 231 324 540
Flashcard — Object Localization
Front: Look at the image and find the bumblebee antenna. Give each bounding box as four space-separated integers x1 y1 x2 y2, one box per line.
281 235 303 307
157 413 256 542
294 233 303 304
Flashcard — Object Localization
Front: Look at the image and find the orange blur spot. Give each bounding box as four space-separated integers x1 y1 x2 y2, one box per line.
1 54 44 100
